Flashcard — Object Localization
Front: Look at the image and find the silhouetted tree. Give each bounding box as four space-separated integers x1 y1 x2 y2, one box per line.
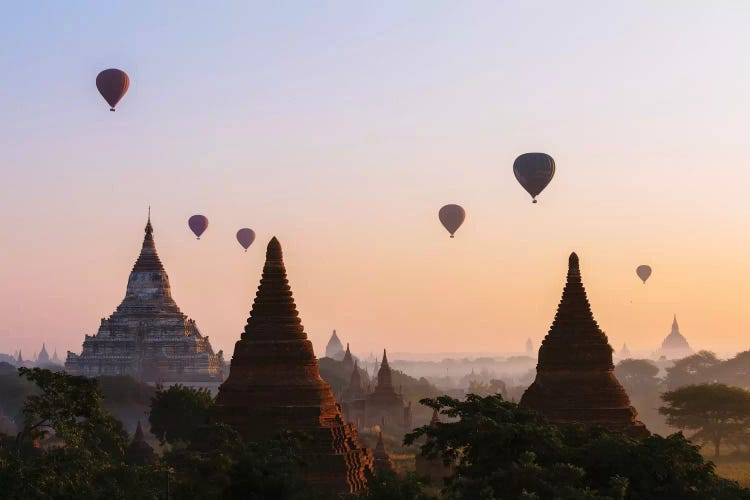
664 351 721 390
148 384 213 444
660 383 750 457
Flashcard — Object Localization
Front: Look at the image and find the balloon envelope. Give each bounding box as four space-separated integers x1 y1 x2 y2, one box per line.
236 228 256 251
188 215 209 239
513 153 555 203
438 204 465 238
96 69 130 111
636 265 652 284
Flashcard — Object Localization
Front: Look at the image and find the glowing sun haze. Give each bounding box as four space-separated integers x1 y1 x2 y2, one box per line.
1 2 749 358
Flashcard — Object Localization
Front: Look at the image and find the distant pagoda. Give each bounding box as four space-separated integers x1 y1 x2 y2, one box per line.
65 215 224 382
37 344 50 364
341 349 413 433
213 237 374 495
657 315 693 360
125 421 157 466
342 343 355 375
372 430 395 474
326 329 345 359
520 253 648 438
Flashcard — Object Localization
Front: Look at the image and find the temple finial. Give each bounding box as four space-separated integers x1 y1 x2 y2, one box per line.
266 237 282 261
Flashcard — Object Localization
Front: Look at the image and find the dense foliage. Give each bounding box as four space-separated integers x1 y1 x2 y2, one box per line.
148 383 213 444
404 394 750 499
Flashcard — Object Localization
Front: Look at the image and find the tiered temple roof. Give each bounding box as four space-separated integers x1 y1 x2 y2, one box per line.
65 216 223 382
213 237 374 495
658 315 693 360
520 253 648 438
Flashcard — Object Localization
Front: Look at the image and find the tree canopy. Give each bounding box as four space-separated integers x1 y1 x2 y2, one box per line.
148 383 213 444
660 383 750 457
405 394 749 499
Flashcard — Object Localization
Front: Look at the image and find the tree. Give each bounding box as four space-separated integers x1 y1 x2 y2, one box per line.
615 359 659 393
17 367 128 455
664 351 721 390
359 470 436 500
405 394 749 499
0 368 165 499
660 383 750 457
148 384 213 444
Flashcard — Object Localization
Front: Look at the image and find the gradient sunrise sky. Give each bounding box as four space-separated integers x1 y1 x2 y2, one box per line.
1 2 749 359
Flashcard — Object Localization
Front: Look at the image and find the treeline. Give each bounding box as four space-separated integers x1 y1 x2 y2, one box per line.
2 367 748 499
617 352 750 457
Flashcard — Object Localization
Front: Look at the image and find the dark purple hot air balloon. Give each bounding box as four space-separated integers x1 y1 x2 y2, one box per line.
236 228 256 252
188 215 209 240
96 69 130 111
439 204 466 238
513 153 555 203
636 265 652 284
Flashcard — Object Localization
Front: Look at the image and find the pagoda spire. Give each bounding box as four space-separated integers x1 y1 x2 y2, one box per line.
520 252 648 437
342 343 354 374
132 213 164 272
376 349 393 390
242 237 305 341
372 430 395 473
134 420 145 442
214 237 374 494
672 314 679 333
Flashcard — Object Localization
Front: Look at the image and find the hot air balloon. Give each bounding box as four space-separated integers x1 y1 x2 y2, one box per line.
636 265 652 284
438 204 465 238
188 215 209 239
513 153 555 203
236 228 256 252
96 69 130 111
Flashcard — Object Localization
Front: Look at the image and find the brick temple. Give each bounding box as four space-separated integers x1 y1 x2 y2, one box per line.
65 216 224 382
213 237 374 495
520 252 648 438
340 349 413 435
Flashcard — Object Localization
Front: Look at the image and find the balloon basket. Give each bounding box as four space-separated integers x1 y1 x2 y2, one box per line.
532 199 538 204
110 108 115 112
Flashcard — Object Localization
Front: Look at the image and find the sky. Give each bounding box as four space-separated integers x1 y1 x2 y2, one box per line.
1 2 750 360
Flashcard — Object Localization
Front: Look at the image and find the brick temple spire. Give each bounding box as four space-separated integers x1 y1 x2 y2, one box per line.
214 237 374 495
132 213 164 273
372 430 395 474
376 349 393 390
520 252 648 437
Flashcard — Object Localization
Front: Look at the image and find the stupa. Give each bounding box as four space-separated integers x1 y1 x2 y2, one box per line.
213 237 374 495
372 431 395 474
325 329 345 359
37 344 50 364
65 215 224 382
657 315 693 360
124 421 157 465
520 253 648 438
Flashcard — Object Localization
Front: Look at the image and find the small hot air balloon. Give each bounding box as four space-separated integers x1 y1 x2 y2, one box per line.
96 69 130 111
236 228 256 252
188 215 209 239
438 204 465 238
636 265 652 284
513 153 555 203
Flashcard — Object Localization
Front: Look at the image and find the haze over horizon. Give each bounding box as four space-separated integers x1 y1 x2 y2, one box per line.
2 2 749 359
